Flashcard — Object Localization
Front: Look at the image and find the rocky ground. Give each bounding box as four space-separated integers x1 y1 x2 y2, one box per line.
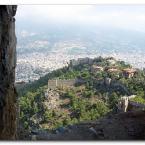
18 110 145 140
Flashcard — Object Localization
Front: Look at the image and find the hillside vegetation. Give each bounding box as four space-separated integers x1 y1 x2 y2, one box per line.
17 56 145 133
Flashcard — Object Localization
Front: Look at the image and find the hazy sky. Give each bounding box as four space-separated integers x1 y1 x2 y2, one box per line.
16 5 145 32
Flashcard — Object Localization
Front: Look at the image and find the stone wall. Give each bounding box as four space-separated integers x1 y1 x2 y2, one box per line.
117 95 145 112
128 101 145 111
57 79 76 88
0 5 17 140
48 80 58 90
70 57 93 67
48 79 76 90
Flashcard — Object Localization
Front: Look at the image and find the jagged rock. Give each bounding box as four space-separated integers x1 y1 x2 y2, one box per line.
28 111 145 140
43 89 60 110
89 127 98 136
0 5 17 140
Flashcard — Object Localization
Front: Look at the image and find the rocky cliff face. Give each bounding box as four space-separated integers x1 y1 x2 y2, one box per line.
0 5 17 140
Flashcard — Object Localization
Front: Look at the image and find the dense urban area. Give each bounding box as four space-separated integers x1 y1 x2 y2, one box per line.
16 28 145 83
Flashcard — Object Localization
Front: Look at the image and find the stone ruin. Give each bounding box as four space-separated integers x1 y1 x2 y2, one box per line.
48 79 76 90
117 95 145 112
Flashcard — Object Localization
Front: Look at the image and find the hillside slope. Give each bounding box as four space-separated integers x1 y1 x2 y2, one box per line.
17 57 145 140
20 110 145 140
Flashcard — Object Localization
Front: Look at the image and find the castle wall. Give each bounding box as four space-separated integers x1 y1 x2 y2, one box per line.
48 79 76 89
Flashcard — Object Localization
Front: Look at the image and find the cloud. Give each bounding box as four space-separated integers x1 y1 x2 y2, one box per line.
16 5 93 22
16 5 145 32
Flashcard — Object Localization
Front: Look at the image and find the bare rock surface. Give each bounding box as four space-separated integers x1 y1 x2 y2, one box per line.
22 111 145 140
47 111 145 140
0 5 17 140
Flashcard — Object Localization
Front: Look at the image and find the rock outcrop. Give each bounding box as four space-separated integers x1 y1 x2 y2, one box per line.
28 111 145 140
43 89 60 110
0 5 17 140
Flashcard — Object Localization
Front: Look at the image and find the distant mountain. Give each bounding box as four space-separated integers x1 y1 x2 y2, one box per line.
16 24 145 55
